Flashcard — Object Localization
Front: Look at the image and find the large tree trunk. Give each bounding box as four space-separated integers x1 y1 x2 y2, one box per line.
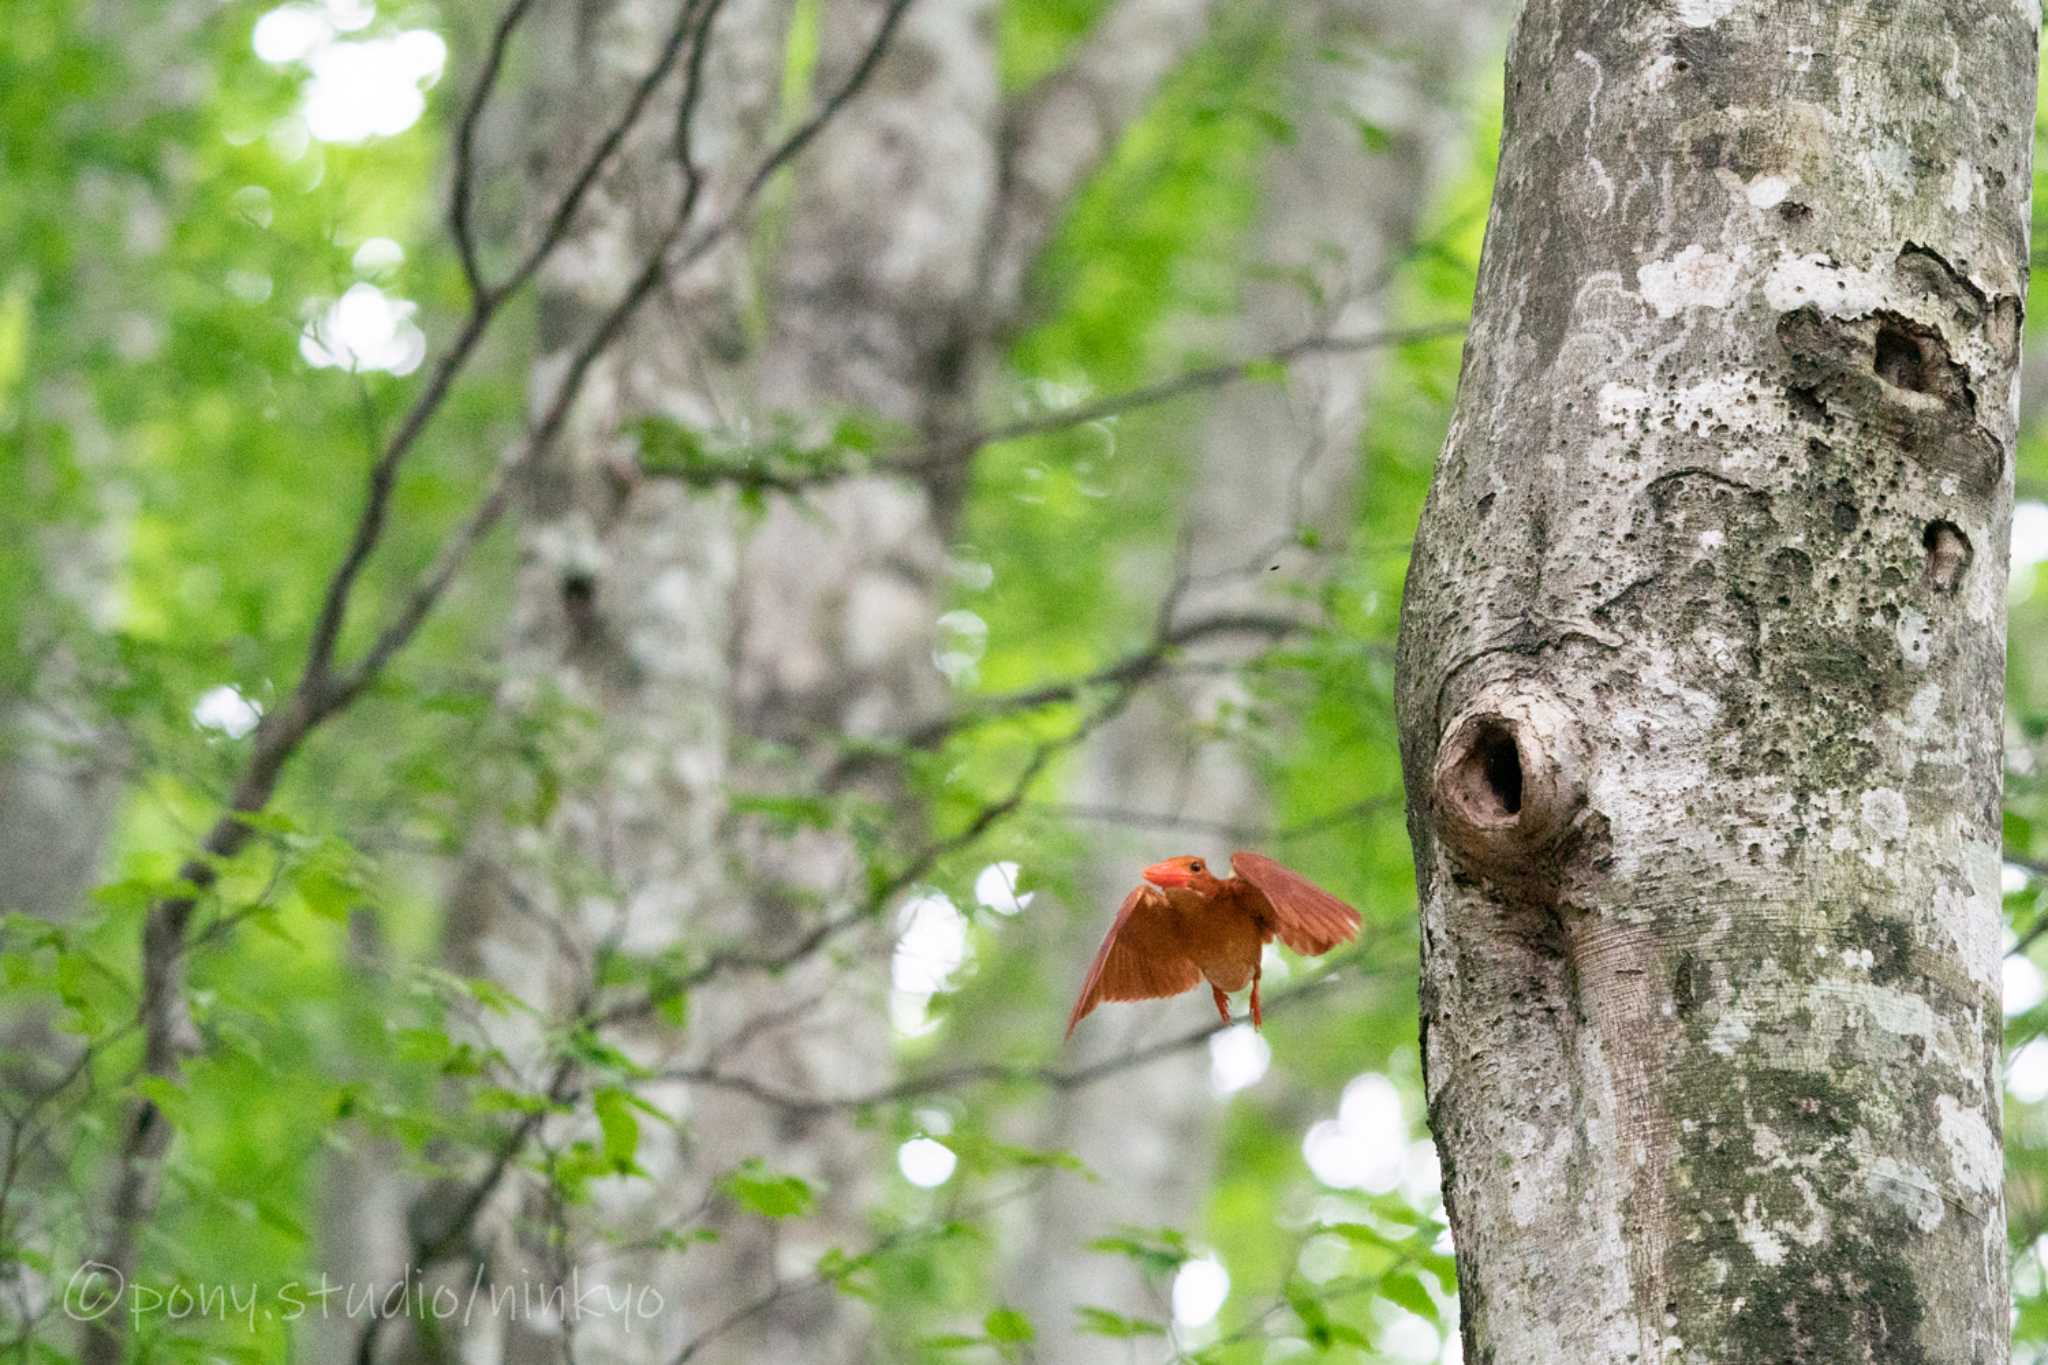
1396 3 2035 1361
1004 2 1507 1355
377 3 793 1361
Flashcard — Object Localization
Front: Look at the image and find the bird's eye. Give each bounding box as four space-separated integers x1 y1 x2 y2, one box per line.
1189 861 1203 873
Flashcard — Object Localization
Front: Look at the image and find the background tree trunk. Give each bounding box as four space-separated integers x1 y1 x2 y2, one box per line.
1397 3 2035 1360
381 2 793 1360
386 2 1223 1362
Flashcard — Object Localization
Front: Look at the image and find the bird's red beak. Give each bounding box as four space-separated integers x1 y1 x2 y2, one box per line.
1143 860 1192 888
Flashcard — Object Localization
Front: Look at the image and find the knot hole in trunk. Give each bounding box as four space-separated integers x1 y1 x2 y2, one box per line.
1443 720 1522 824
1431 692 1589 892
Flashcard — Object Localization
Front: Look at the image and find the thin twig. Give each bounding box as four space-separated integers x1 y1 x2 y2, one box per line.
448 0 543 296
824 608 1315 788
638 321 1466 494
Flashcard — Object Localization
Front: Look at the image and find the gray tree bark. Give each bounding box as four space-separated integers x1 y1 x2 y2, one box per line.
1004 2 1508 1357
1396 3 2035 1361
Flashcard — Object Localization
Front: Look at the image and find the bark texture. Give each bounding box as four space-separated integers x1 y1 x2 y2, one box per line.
1397 3 2035 1361
1004 2 1507 1356
391 2 794 1361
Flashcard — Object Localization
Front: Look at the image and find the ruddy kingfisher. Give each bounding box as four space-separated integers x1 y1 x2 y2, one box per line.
1065 852 1361 1038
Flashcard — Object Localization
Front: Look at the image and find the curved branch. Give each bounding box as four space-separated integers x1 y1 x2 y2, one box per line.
447 0 542 296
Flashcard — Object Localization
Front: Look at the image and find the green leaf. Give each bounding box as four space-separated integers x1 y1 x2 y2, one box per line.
1353 118 1393 153
983 1307 1034 1343
1087 1226 1189 1276
722 1159 816 1218
133 1075 188 1128
1379 1268 1438 1323
90 876 200 914
593 1087 641 1173
1320 1220 1402 1252
296 868 355 921
920 1333 987 1352
1075 1306 1165 1339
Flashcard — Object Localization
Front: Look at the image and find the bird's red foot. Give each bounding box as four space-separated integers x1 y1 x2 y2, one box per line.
1211 983 1231 1024
1250 975 1263 1031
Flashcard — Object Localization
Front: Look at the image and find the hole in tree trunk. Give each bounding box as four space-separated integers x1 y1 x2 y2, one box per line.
1923 520 1972 592
1874 321 1929 393
1482 730 1523 814
1445 720 1524 825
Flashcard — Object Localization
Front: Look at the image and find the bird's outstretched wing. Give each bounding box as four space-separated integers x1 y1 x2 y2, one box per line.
1065 884 1201 1038
1229 852 1361 956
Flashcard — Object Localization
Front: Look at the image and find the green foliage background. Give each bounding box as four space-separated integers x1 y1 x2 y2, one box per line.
7 2 2048 1362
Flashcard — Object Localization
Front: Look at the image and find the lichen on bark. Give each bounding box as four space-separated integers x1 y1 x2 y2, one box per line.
1395 2 2037 1360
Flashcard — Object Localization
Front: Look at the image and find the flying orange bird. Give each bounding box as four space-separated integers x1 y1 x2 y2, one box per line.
1065 853 1361 1038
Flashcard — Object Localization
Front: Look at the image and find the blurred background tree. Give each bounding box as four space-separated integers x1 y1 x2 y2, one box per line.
4 0 2048 1362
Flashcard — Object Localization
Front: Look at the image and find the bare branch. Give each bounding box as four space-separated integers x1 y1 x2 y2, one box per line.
448 0 541 297
300 0 710 701
824 607 1318 789
639 321 1465 496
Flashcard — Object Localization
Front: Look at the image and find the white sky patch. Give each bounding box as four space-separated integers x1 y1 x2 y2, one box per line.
1382 1312 1442 1364
1171 1256 1229 1327
932 609 987 686
892 893 969 995
256 4 447 143
2010 1038 2048 1103
303 31 446 143
1303 1073 1407 1191
2013 502 2048 591
1400 1138 1443 1208
888 989 939 1038
1296 1233 1349 1284
226 269 273 304
2007 864 2035 896
1637 244 1743 318
2007 955 2045 1016
324 0 375 31
973 861 1032 915
1208 1024 1271 1096
896 1137 956 1188
253 5 331 62
947 556 995 591
193 685 262 739
300 282 426 375
352 237 405 275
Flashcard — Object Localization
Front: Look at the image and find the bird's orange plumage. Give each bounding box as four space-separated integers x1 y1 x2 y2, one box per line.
1064 852 1361 1038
